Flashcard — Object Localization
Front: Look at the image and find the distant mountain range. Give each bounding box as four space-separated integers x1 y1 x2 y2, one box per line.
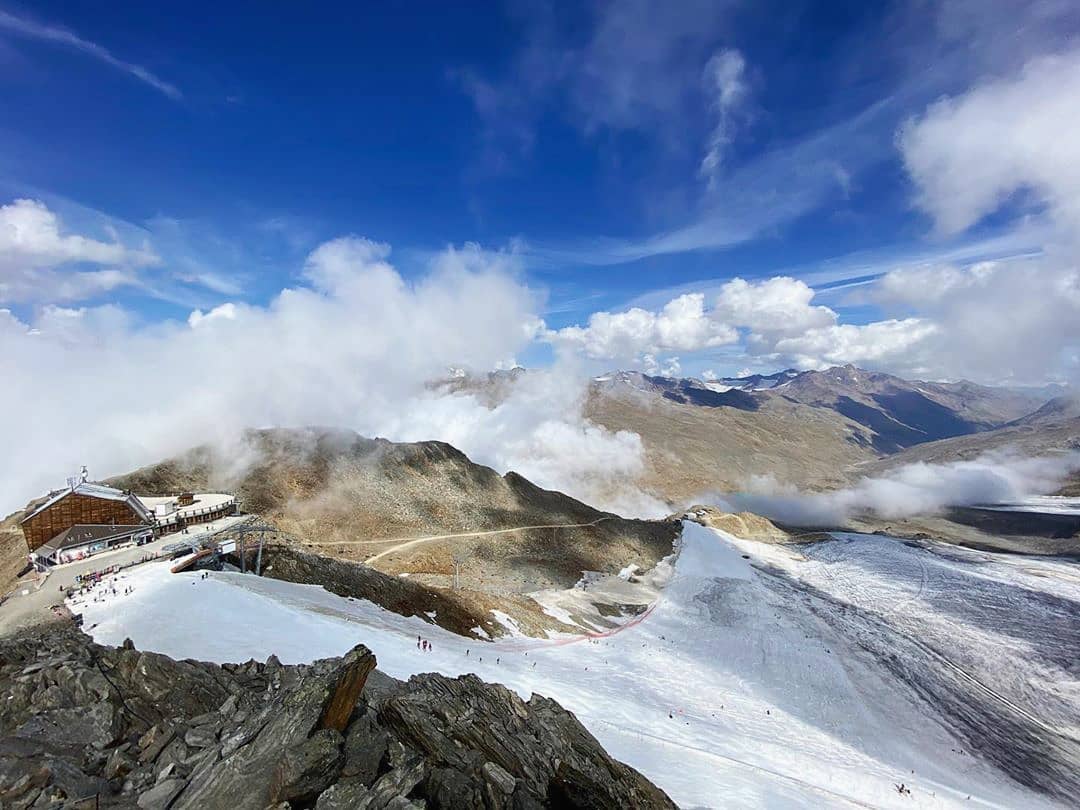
699 369 801 392
587 365 1076 499
861 393 1080 477
433 364 1075 500
595 365 1055 451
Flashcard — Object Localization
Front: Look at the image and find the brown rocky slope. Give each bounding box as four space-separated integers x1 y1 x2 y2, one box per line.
584 366 1055 502
107 428 680 636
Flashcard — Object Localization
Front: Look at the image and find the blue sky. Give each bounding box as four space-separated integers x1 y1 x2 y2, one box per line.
1 1 1078 383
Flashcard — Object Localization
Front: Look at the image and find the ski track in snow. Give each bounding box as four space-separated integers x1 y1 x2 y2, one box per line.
70 522 1078 809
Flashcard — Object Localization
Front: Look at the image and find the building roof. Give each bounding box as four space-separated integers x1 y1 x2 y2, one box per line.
21 482 154 525
140 493 236 525
34 523 152 557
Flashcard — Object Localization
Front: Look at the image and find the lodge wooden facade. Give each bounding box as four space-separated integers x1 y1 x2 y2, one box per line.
21 490 148 551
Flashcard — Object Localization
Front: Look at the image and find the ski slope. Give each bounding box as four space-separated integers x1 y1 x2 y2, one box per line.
71 522 1073 809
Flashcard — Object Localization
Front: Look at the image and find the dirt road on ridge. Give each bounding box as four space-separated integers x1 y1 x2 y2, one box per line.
305 516 617 564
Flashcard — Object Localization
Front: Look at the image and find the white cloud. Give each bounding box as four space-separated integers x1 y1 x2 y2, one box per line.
0 238 666 518
899 47 1080 235
870 257 1080 384
642 354 681 377
188 302 239 328
572 0 733 135
546 292 737 362
0 9 181 99
301 236 395 294
548 260 1080 386
0 198 148 265
706 276 940 376
545 276 936 380
0 199 159 303
714 276 835 337
735 256 1080 385
457 1 737 166
713 450 1080 527
768 318 938 372
700 49 748 184
873 261 994 306
391 369 669 518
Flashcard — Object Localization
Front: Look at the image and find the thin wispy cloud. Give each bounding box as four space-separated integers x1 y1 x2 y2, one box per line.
462 1 1079 270
0 9 181 100
620 220 1049 314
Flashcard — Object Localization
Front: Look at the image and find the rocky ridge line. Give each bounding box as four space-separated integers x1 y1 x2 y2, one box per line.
0 623 674 809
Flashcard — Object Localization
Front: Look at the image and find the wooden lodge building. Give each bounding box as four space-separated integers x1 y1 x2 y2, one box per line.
21 482 153 552
33 524 155 568
21 478 238 569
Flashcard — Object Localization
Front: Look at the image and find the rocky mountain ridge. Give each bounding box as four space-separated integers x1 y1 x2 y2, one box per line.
583 364 1072 499
96 428 681 638
594 364 1052 451
0 622 674 809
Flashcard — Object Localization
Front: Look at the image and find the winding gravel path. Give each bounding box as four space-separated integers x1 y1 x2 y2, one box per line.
311 516 619 564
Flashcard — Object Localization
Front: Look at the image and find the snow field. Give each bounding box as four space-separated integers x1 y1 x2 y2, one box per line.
71 523 1067 809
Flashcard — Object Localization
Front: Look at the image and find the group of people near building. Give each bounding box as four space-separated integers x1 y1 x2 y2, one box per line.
67 572 134 608
73 565 121 587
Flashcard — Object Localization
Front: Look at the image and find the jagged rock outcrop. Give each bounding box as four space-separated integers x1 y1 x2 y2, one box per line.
686 506 793 542
0 624 674 809
378 675 673 809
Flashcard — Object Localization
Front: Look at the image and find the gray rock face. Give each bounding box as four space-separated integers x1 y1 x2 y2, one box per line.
341 710 387 784
137 777 185 809
0 624 675 809
315 778 373 809
379 675 674 809
271 729 345 805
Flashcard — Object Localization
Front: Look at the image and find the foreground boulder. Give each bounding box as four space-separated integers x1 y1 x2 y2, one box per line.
0 624 674 809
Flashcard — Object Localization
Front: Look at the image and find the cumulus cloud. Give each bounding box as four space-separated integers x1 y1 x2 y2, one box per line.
301 236 393 294
769 319 938 372
711 276 946 376
899 47 1080 235
546 292 737 363
544 275 891 375
642 355 681 377
712 450 1080 527
714 276 835 338
734 255 1080 385
188 302 239 328
0 238 665 518
0 199 158 303
540 275 924 377
546 256 1080 386
869 257 1080 384
390 369 670 518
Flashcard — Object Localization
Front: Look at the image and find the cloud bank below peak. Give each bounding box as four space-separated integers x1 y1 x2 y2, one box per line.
0 236 668 519
713 450 1080 528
